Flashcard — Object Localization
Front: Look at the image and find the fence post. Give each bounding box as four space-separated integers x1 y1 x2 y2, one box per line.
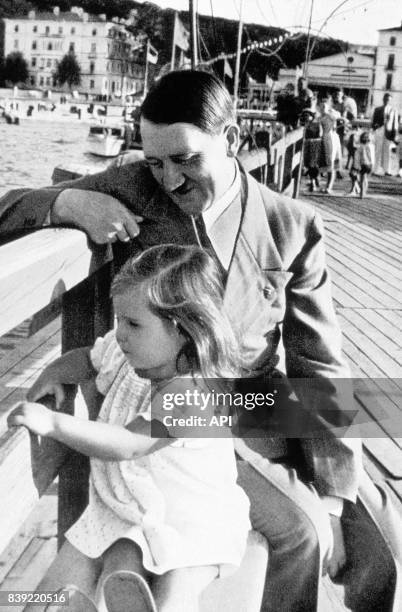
58 260 113 545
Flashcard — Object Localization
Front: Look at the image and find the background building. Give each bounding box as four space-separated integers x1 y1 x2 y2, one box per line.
373 23 402 112
0 5 145 99
276 51 375 115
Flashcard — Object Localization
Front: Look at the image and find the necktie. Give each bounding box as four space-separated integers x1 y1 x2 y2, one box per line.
191 215 227 286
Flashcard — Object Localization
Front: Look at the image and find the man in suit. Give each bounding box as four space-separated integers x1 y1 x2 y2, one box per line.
372 92 399 176
0 71 401 612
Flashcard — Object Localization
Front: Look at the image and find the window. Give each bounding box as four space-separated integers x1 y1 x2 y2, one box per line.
30 75 36 85
390 36 396 46
33 25 37 32
14 25 19 32
47 42 53 50
58 26 63 34
91 43 97 54
386 73 393 90
47 59 51 67
90 79 95 89
92 28 97 36
46 77 51 85
40 76 44 85
45 26 50 35
386 54 395 70
111 81 115 92
71 27 76 34
69 42 75 52
90 61 95 74
32 57 37 67
14 40 18 49
32 41 37 50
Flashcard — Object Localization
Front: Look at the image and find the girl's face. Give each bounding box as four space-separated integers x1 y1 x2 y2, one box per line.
114 285 186 381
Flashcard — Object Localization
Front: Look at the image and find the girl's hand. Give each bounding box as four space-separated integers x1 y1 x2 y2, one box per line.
7 401 56 437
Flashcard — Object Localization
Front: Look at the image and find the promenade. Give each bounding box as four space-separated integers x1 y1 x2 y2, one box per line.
0 171 401 611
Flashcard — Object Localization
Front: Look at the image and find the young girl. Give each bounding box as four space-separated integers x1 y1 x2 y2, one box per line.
356 131 375 198
8 245 251 612
348 131 375 198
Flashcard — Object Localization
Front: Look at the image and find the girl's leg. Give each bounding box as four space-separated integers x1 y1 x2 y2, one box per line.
153 565 218 612
323 170 334 193
26 541 101 611
96 539 148 611
360 173 368 198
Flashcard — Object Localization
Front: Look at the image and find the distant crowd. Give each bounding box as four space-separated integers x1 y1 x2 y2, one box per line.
271 77 402 196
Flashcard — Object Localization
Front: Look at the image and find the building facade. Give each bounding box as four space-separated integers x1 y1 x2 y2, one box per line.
373 24 402 113
0 6 145 98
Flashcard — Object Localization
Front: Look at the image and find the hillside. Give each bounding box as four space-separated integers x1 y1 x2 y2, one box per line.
0 0 348 83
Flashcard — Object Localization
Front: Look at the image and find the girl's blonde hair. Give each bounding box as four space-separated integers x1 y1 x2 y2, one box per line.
111 244 241 378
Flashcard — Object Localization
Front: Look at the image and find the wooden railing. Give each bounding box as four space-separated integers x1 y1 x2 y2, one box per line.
0 230 113 553
0 129 304 558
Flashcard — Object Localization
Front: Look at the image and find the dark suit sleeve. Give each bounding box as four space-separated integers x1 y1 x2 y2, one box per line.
284 213 362 501
371 107 382 130
0 161 156 243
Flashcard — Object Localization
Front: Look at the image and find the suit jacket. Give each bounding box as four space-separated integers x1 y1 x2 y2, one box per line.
0 161 361 501
372 104 399 135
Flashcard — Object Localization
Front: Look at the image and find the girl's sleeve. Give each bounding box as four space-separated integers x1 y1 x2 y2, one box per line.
90 329 125 395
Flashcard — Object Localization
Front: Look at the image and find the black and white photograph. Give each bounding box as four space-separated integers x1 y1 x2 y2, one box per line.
0 0 401 610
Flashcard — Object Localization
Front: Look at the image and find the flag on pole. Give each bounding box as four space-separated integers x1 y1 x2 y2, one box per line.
172 11 190 52
147 42 158 65
224 57 233 78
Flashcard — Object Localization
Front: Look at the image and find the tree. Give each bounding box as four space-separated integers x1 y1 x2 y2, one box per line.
55 52 81 89
2 51 29 84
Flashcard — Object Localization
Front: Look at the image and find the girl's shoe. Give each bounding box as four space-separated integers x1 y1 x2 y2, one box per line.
45 584 98 611
102 570 157 612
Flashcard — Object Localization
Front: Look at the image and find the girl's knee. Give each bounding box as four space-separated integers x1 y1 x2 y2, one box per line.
102 538 144 575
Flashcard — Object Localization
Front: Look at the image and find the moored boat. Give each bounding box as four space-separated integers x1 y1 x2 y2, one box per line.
86 124 126 157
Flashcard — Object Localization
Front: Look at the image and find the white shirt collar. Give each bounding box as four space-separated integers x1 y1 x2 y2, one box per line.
202 161 241 232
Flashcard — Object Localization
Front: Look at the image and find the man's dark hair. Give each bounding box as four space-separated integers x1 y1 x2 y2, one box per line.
141 70 235 135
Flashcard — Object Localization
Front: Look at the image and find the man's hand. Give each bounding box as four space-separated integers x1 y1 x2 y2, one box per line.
326 514 347 579
8 401 56 437
27 371 65 409
51 189 143 244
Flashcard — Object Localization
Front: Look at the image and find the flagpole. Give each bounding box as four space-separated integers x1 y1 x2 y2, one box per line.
233 0 243 111
143 39 150 97
171 12 177 70
189 0 198 69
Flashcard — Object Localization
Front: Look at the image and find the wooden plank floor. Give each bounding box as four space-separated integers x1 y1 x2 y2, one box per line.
0 172 401 611
300 172 402 505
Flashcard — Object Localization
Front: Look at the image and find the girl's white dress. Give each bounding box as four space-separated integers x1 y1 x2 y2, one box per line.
66 331 251 575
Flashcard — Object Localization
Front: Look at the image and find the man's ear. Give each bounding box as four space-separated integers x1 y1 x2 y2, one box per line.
224 124 240 157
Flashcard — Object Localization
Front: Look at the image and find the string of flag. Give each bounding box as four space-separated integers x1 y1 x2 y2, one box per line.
200 33 289 68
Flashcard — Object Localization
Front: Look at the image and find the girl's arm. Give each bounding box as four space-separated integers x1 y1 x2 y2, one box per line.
8 402 172 460
27 347 96 406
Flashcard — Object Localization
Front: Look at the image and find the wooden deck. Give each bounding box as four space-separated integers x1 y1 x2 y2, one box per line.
0 171 401 611
300 173 402 505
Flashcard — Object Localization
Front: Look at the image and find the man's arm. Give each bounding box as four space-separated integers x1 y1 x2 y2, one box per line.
27 347 97 407
284 212 362 503
0 161 154 243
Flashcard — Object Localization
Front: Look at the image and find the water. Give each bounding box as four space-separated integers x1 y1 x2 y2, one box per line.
0 119 110 197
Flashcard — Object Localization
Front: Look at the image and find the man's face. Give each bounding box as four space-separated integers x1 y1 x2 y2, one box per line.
140 119 238 216
384 95 392 106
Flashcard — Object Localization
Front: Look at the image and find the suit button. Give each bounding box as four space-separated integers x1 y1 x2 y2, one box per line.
263 287 274 298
